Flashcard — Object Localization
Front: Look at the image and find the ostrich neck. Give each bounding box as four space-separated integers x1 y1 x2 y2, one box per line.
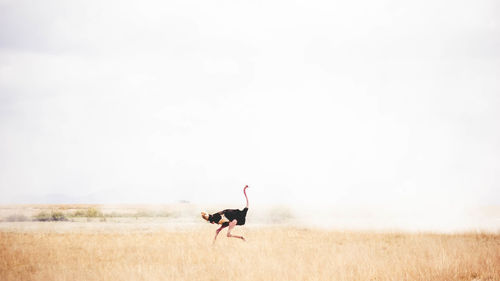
244 188 249 208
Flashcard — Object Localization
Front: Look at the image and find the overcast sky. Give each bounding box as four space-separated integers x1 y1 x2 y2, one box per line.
0 0 499 210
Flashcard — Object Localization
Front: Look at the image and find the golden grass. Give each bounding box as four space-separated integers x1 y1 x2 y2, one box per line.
1 227 499 281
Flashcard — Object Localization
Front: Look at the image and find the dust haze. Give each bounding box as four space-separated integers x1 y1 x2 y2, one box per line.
1 0 499 233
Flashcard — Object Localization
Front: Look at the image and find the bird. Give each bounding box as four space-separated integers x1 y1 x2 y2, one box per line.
201 185 249 243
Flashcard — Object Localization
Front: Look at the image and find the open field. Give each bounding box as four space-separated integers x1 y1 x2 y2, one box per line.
1 204 499 281
1 227 499 281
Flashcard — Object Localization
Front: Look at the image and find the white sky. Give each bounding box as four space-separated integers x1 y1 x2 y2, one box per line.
0 0 499 211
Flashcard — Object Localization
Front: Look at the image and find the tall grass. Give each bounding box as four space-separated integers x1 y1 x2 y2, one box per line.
1 227 499 281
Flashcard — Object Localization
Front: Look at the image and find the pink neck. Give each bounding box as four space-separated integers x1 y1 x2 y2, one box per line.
243 187 249 208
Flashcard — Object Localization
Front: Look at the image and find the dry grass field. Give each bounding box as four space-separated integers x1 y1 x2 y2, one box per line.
1 205 499 280
1 226 499 281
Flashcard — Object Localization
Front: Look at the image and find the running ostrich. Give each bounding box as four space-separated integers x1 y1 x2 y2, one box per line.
201 185 249 243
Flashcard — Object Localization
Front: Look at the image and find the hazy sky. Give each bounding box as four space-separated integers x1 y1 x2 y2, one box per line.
0 0 499 209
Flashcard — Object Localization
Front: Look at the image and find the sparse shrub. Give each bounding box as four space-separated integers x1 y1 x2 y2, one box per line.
71 210 86 217
70 208 103 218
66 208 174 218
85 207 102 218
105 210 174 218
34 211 68 221
51 211 67 221
34 211 51 221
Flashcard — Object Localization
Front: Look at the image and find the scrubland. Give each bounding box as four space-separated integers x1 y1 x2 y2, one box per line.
0 205 499 281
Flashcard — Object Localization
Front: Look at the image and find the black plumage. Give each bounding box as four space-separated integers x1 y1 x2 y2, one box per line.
219 207 248 226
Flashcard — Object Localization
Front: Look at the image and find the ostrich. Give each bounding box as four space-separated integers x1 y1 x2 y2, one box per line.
201 185 249 243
